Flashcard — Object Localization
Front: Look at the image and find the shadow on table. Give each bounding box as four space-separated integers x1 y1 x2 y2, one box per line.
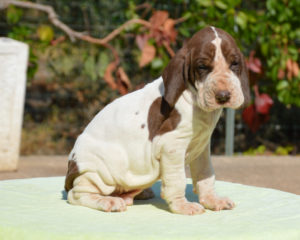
134 182 198 212
62 190 68 200
61 181 198 213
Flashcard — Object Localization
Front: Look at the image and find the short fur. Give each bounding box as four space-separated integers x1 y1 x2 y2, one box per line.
65 27 250 215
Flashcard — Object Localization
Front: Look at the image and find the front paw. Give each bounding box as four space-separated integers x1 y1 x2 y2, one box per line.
200 195 235 211
169 198 205 215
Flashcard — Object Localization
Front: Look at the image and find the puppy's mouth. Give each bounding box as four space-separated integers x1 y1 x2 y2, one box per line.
198 91 243 112
198 97 220 112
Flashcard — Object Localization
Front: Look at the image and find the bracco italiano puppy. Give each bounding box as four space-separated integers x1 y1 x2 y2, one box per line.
65 27 250 215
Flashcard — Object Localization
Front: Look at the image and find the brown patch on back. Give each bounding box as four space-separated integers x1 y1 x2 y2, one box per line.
148 97 181 141
64 159 80 192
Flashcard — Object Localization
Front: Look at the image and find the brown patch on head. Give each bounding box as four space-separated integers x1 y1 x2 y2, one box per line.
217 29 244 76
162 27 219 109
183 27 217 89
216 28 250 106
162 27 217 108
148 97 181 141
64 159 80 192
141 123 145 129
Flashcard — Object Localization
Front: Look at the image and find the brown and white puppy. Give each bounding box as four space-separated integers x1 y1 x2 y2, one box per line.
65 27 250 215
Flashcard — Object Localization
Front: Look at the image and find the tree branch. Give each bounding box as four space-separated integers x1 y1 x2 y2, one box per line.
5 0 79 41
3 0 153 65
174 16 187 25
3 0 187 78
3 0 186 45
4 1 151 45
162 41 175 57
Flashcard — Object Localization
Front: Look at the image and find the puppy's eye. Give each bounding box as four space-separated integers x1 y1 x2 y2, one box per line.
198 64 209 70
230 61 239 68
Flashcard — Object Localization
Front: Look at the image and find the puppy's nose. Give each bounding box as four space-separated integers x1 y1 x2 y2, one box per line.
215 90 231 104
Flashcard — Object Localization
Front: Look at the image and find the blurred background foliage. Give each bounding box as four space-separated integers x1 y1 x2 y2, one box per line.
0 0 299 155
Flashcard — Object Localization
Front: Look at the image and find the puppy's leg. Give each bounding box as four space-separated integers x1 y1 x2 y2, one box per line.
68 172 127 212
160 141 205 215
190 143 235 211
117 189 143 206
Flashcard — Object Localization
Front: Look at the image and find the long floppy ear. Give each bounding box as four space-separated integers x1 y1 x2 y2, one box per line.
240 54 251 107
146 48 189 141
162 47 189 110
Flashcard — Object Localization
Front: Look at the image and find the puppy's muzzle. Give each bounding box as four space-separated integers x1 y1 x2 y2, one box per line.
215 90 231 104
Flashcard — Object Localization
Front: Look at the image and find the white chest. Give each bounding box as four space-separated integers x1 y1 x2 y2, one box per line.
178 98 222 163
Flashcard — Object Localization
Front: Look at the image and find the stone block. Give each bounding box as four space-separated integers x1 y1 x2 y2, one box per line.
0 38 28 171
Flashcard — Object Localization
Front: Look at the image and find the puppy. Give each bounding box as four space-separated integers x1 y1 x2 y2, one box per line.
65 26 250 215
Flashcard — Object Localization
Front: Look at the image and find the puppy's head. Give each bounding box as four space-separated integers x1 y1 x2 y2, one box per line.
162 27 250 112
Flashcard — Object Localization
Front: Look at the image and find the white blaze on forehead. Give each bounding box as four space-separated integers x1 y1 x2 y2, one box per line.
210 26 219 38
210 26 224 61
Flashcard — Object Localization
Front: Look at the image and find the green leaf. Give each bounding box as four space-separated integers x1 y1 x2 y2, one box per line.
247 14 257 23
61 57 75 76
227 0 241 8
261 42 269 57
266 0 277 15
151 58 164 70
37 25 54 43
277 89 289 103
97 52 109 78
215 0 228 10
270 65 279 80
182 12 192 20
256 145 266 154
226 8 235 16
179 27 191 37
6 5 23 24
7 26 33 41
288 46 298 59
196 0 212 7
276 80 289 91
84 56 97 81
236 11 248 29
147 38 155 45
275 146 293 155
